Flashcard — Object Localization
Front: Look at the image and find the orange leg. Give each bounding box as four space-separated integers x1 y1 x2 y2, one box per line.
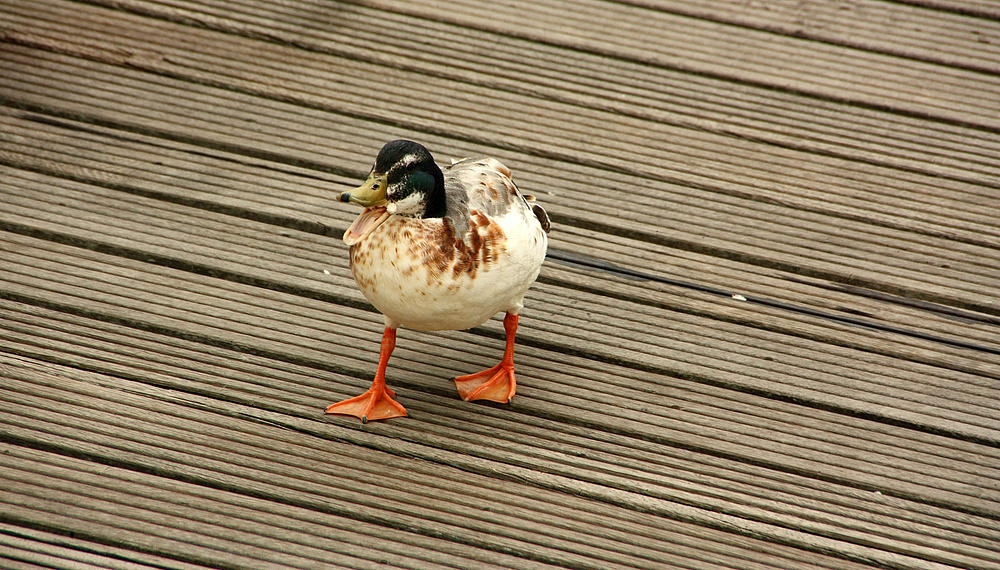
326 327 408 423
453 312 520 403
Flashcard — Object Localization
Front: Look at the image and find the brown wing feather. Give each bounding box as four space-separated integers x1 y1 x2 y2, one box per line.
532 204 551 234
443 156 550 237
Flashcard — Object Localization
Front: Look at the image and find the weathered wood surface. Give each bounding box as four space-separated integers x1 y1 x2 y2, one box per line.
1 0 998 568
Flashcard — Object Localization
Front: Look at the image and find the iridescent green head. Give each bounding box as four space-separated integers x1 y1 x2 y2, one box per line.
340 140 446 218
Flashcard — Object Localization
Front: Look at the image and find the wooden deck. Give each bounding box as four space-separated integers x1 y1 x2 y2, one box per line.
1 0 999 568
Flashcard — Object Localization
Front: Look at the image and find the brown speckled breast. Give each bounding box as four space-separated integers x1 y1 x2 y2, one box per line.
347 156 547 331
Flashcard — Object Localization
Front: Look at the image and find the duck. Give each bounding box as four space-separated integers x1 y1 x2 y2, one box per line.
326 140 550 423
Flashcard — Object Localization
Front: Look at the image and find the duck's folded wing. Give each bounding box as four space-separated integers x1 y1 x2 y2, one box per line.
444 158 521 217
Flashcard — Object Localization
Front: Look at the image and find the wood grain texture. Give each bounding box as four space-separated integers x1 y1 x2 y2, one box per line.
3 2 997 317
1 108 997 365
1 190 998 566
3 354 888 570
2 170 998 441
623 0 1000 74
1 0 998 567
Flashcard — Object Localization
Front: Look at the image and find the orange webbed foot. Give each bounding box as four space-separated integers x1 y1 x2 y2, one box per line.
453 363 516 403
325 384 408 423
454 312 521 404
325 326 407 423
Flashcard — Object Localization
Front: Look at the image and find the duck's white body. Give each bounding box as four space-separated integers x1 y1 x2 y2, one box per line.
347 158 548 331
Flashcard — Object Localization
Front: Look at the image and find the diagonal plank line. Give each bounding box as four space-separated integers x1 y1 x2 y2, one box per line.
545 249 1000 355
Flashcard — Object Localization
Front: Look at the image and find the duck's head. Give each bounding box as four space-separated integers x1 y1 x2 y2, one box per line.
340 140 446 219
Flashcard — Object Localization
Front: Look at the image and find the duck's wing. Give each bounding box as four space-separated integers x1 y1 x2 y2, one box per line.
444 158 520 216
443 157 550 234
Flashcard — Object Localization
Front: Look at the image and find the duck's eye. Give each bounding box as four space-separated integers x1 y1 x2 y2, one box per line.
405 161 416 172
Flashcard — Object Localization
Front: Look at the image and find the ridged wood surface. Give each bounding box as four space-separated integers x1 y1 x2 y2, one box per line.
1 0 998 568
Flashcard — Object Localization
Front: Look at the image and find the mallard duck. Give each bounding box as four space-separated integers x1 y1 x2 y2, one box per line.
326 140 550 423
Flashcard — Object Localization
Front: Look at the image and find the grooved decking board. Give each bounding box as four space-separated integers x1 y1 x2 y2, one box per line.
1 336 992 562
8 0 1000 231
3 354 903 570
1 107 997 368
3 166 999 442
0 523 243 570
2 184 999 522
2 0 999 567
360 0 1000 127
1 41 997 316
81 0 1000 130
4 291 1000 561
66 0 1000 184
893 0 1000 20
617 0 1000 74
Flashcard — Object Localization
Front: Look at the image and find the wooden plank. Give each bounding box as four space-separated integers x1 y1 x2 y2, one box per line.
2 261 998 508
2 0 999 567
0 106 995 367
4 292 1000 564
1 353 890 570
2 200 1000 523
94 0 1000 185
1 41 997 317
624 0 1000 74
1 500 358 570
8 0 1000 232
3 320 999 569
0 524 209 570
180 0 1000 174
1 108 996 367
548 224 1000 362
388 0 1000 126
162 0 1000 129
1 467 485 569
0 46 988 288
0 448 580 570
8 0 999 236
889 0 1000 20
2 168 998 442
